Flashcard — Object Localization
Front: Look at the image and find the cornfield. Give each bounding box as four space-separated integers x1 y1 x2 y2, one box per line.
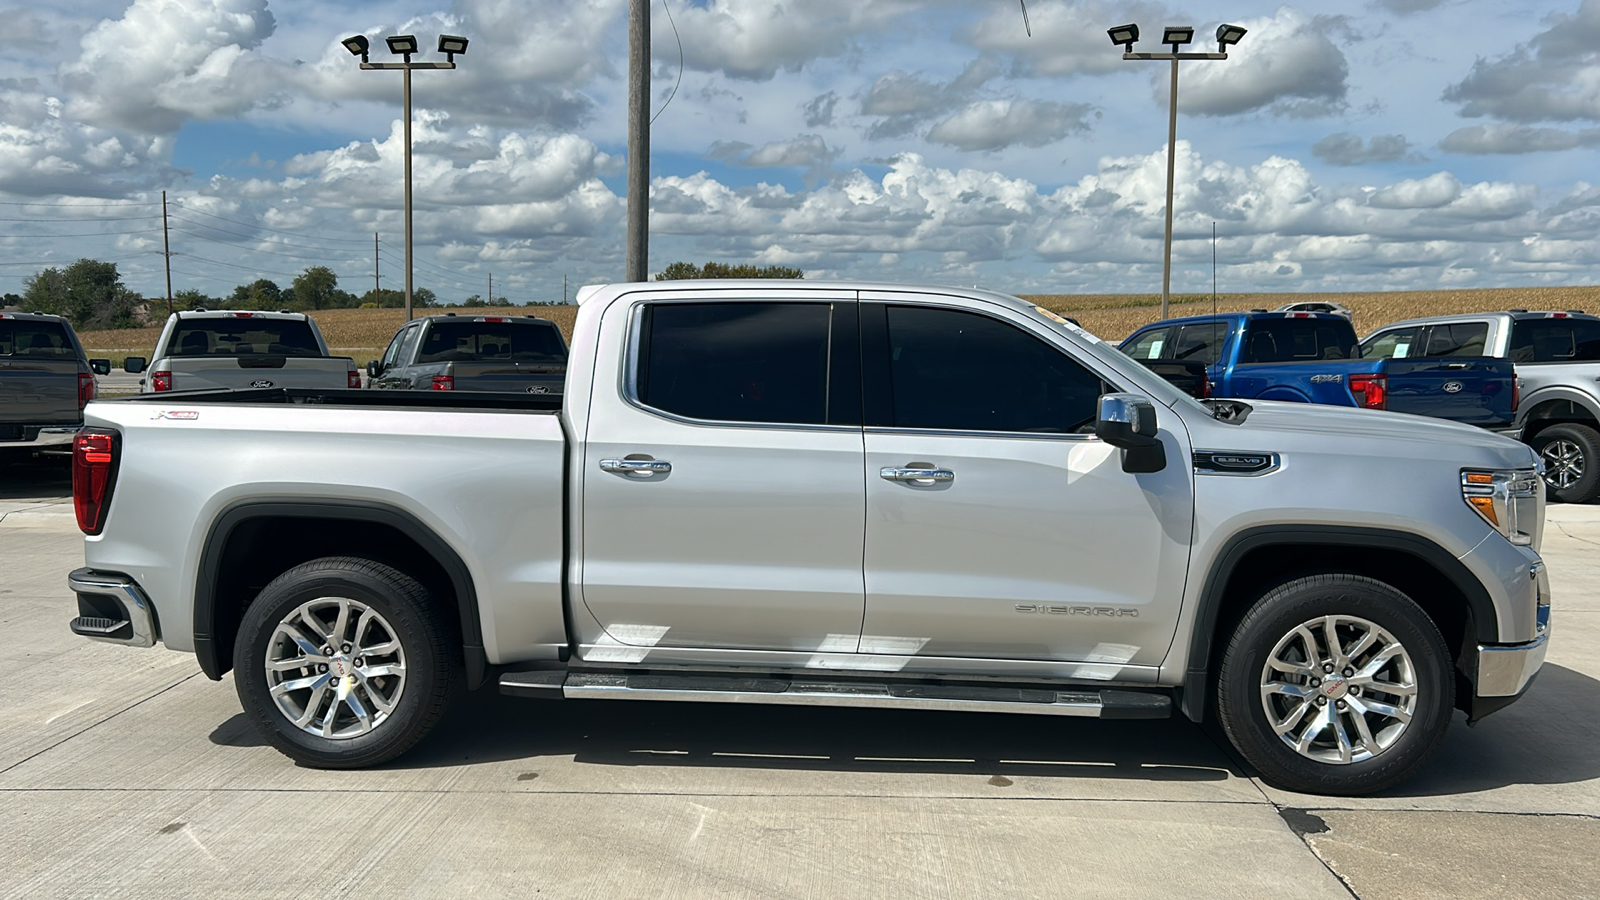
75 287 1600 358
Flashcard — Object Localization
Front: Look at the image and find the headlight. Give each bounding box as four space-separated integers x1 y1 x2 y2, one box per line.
1462 469 1540 546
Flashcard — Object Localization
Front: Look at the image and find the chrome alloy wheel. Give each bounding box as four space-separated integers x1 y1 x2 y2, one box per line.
1259 615 1418 765
264 596 407 739
1541 439 1585 490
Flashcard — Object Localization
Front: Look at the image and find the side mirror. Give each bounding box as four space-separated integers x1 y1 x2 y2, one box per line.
90 358 111 375
367 360 381 378
1095 393 1167 474
123 356 147 374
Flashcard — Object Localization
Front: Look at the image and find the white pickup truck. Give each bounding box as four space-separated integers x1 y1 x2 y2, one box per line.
68 281 1550 795
130 309 360 392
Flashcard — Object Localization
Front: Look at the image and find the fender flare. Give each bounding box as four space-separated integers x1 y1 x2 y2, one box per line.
1179 524 1498 722
193 498 488 687
1515 386 1600 430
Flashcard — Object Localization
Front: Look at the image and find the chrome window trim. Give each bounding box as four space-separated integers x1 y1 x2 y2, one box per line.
618 296 862 435
1192 449 1282 476
866 425 1100 442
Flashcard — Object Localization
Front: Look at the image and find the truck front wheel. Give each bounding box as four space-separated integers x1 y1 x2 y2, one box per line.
233 557 458 768
1216 574 1453 795
1530 422 1600 504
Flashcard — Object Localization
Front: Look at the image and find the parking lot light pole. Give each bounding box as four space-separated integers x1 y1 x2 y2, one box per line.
343 33 469 321
1110 23 1245 319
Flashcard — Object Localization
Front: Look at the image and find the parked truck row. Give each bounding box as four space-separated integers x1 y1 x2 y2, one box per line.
66 281 1550 797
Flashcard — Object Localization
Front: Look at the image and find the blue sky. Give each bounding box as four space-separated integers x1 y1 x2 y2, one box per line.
0 0 1597 304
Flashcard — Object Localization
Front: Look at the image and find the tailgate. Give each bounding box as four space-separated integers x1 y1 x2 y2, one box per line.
1382 357 1515 427
168 357 354 391
448 362 566 395
0 360 81 428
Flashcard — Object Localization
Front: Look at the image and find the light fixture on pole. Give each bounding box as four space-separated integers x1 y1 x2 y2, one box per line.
343 32 469 321
1109 22 1245 319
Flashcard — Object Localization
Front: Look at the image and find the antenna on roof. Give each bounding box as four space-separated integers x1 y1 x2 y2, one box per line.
1018 0 1032 37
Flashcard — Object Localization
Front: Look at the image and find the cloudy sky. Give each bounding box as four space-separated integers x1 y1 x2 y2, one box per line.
0 0 1597 303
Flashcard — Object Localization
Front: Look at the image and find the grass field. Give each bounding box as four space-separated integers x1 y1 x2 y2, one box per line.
75 286 1600 361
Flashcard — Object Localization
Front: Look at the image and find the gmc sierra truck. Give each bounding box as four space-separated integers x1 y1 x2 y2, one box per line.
367 313 568 394
1360 310 1600 504
67 281 1550 796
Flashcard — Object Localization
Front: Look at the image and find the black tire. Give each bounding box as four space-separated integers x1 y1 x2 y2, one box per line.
1530 422 1600 504
1217 574 1453 796
233 556 458 768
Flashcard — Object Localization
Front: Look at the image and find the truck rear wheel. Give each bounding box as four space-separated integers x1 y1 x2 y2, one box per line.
1531 422 1600 504
233 557 457 768
1216 574 1453 796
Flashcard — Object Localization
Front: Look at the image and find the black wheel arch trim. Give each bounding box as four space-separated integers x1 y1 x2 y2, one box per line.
194 498 489 688
1179 524 1499 723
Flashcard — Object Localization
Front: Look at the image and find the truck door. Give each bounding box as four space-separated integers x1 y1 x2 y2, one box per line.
579 292 867 656
857 294 1194 674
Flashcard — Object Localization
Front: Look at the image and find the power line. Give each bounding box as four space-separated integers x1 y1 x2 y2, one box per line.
172 225 369 264
0 199 159 209
168 201 373 245
0 213 163 222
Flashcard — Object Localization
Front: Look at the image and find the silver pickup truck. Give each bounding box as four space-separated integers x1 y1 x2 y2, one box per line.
0 311 104 458
132 309 360 393
1361 310 1600 503
67 281 1550 796
367 313 567 394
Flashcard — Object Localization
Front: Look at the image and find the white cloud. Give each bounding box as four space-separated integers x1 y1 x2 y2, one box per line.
661 0 927 81
1179 8 1349 118
1312 133 1423 166
1442 0 1600 122
927 99 1092 151
966 0 1172 78
1440 123 1600 153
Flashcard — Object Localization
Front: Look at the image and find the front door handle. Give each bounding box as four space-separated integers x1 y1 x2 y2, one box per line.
880 466 954 485
600 458 672 477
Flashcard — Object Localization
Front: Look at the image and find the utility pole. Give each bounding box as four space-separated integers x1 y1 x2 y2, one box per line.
626 0 650 282
374 233 381 298
563 274 568 305
161 191 173 316
488 272 493 306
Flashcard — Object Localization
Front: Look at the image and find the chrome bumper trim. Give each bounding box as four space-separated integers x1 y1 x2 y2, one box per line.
3 426 77 450
66 569 157 648
1476 627 1548 698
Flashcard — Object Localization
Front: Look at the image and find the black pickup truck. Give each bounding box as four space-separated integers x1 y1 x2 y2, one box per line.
0 312 107 459
367 314 568 394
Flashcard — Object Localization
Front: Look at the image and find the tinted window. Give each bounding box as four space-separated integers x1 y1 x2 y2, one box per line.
416 321 567 364
1509 318 1600 363
168 319 321 357
884 306 1104 433
0 320 74 358
1421 322 1489 357
395 325 423 366
1240 318 1357 363
379 328 406 369
637 302 832 425
1172 322 1229 366
1360 327 1418 360
1121 327 1171 360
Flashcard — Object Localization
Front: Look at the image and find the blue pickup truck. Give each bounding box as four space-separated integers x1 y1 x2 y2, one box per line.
1119 311 1516 427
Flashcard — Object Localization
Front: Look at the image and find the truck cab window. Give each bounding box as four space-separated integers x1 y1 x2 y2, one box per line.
1360 327 1418 360
879 305 1104 434
1172 322 1229 366
635 302 834 425
1421 322 1489 357
1123 327 1171 360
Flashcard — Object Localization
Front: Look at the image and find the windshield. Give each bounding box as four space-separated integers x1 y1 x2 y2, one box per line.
416 321 568 364
168 319 323 357
1240 317 1357 363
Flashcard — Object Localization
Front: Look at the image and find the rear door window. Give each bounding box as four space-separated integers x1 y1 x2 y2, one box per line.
1509 318 1600 362
415 321 568 364
1419 322 1489 357
168 318 321 357
635 302 842 426
1360 327 1418 360
1172 322 1229 366
0 320 75 358
1240 318 1358 363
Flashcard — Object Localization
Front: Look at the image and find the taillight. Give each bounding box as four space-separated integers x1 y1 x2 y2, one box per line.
1350 373 1387 409
1199 377 1212 400
151 370 172 392
78 372 97 409
431 375 454 391
73 429 120 535
348 369 362 389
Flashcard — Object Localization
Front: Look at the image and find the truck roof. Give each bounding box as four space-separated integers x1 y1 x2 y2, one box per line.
420 313 558 325
575 279 1067 321
174 309 308 321
1125 310 1350 330
1365 309 1600 331
0 310 75 325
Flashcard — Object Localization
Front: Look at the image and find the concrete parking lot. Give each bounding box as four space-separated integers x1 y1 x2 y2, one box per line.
2 457 1596 899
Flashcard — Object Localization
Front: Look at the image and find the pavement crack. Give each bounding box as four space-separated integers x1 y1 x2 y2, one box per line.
0 672 201 778
1553 520 1600 548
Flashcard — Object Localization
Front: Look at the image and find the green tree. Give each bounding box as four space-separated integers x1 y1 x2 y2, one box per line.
172 289 220 311
291 266 340 310
229 279 282 310
655 261 804 280
23 259 139 328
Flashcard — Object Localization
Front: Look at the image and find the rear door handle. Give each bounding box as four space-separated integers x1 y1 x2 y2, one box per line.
600 458 672 477
880 466 954 485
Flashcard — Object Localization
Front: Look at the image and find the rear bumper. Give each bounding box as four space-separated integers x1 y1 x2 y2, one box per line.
1 425 78 451
66 568 158 648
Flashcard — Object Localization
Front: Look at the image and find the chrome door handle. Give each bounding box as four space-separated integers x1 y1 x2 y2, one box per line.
879 466 954 484
600 458 672 477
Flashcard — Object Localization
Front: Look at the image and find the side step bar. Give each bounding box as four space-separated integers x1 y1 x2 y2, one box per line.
499 671 1170 720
